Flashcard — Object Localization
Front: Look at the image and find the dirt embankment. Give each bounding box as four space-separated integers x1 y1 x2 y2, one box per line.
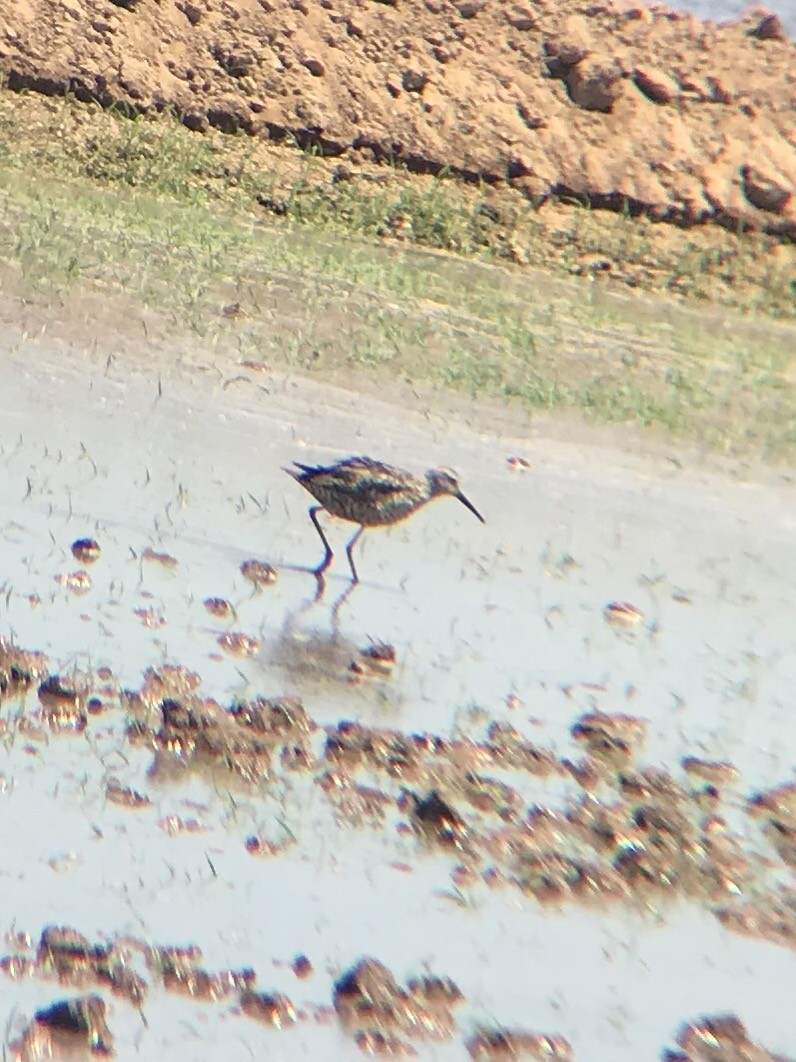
0 0 794 237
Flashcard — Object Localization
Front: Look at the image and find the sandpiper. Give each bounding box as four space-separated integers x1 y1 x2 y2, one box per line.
286 455 485 582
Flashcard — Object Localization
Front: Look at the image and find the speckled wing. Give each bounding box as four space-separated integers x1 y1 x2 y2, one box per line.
287 457 418 525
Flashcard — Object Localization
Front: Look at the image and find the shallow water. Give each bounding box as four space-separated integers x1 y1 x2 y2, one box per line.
670 0 795 34
1 330 795 1058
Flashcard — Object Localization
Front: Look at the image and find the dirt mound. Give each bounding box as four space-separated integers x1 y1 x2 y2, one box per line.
0 0 794 235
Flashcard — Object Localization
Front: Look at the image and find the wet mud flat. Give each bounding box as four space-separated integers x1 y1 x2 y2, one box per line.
1 642 796 1059
0 332 795 1058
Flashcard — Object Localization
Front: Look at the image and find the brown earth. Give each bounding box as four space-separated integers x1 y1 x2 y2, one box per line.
2 928 789 1058
6 642 794 956
0 0 794 237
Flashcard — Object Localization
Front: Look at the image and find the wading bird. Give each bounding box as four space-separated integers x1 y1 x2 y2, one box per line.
286 455 485 583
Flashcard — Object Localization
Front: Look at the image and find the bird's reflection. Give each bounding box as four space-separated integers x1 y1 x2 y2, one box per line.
288 568 359 630
260 576 400 712
266 612 361 688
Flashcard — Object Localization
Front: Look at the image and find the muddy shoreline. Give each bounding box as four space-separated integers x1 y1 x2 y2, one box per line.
3 637 796 1058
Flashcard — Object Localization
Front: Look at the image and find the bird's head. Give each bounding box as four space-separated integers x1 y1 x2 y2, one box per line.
426 468 485 523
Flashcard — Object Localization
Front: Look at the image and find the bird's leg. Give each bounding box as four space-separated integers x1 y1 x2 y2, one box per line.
309 506 333 576
345 526 364 583
331 581 357 630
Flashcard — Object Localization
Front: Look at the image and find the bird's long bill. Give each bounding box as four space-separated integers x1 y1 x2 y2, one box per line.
455 490 485 523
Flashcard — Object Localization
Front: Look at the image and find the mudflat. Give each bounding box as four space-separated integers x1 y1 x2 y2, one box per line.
0 281 794 1057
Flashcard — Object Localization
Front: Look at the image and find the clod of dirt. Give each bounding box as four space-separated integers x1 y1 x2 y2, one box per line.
603 601 644 628
135 665 202 711
3 926 313 1038
511 847 613 905
12 995 114 1058
158 814 206 835
230 696 316 740
571 712 647 767
748 782 796 868
129 675 320 783
714 894 796 951
467 1027 573 1060
682 758 740 786
349 642 397 679
506 457 531 472
406 976 463 1007
668 1012 791 1061
354 1030 418 1056
750 13 789 42
70 537 101 564
406 790 468 848
633 65 680 106
217 631 259 656
151 947 254 1002
564 55 625 114
748 781 796 822
460 772 522 820
485 722 560 776
325 722 429 780
37 927 101 974
203 596 233 619
244 836 283 857
0 953 36 980
0 639 49 692
447 737 506 774
38 676 87 731
133 607 166 628
34 926 147 1006
239 990 297 1027
240 559 279 587
320 772 393 826
560 756 601 791
334 958 460 1046
141 547 178 569
55 569 92 594
105 781 151 808
292 955 313 979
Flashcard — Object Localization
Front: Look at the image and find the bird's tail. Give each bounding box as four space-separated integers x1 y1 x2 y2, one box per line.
284 461 318 480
